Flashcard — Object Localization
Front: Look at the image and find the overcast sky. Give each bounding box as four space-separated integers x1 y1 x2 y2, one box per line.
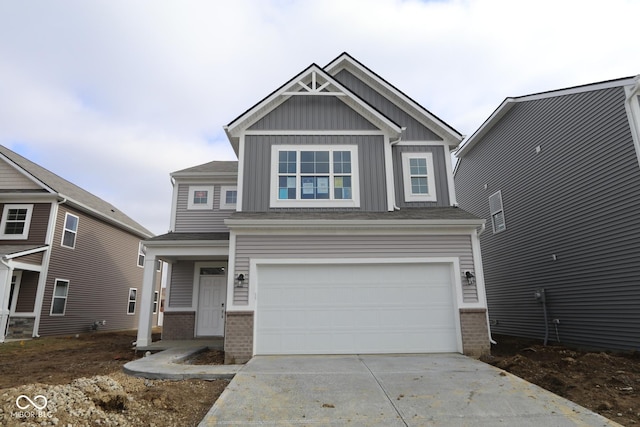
1 0 638 235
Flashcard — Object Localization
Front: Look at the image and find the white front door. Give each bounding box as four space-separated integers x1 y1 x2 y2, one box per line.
197 275 226 336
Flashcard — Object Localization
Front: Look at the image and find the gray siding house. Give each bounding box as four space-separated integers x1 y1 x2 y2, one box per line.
137 53 490 363
0 145 161 342
454 76 640 351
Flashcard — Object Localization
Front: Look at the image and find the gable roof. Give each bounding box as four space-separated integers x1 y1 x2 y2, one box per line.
171 160 238 178
324 52 463 147
456 75 640 158
0 145 153 238
224 59 411 154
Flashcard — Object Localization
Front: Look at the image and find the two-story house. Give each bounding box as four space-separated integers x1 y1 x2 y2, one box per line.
0 145 161 342
454 76 640 351
136 53 491 363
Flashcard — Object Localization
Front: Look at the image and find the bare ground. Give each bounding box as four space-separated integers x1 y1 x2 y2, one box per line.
0 330 228 427
482 334 640 426
1 330 638 426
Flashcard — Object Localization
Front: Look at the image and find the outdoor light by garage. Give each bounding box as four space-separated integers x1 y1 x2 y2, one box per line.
464 271 475 286
235 274 246 287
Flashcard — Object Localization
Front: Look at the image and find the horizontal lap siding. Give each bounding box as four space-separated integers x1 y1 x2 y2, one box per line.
39 205 158 336
168 261 195 308
243 135 387 212
15 270 38 313
393 145 450 207
174 184 232 232
233 234 477 305
454 86 640 351
0 160 42 190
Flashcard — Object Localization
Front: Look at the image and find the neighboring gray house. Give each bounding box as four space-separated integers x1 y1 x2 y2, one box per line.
454 76 640 351
136 53 490 363
0 145 162 342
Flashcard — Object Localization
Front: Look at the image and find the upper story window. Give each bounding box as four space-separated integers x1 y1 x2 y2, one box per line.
0 204 33 240
401 152 437 202
220 186 238 210
489 190 506 233
270 145 360 208
61 213 79 248
187 186 214 210
137 241 145 267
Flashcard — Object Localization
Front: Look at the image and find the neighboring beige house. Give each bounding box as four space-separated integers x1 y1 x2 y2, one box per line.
136 53 490 363
0 145 161 342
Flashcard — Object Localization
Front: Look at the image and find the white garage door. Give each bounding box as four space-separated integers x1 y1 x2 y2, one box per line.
255 262 459 355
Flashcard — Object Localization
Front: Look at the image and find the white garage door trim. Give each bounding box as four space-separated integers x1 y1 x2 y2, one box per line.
250 257 463 355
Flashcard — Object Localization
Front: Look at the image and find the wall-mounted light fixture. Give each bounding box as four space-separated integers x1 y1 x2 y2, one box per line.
235 274 246 288
464 271 475 286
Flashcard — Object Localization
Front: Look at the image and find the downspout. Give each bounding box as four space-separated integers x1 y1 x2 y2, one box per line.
389 127 406 211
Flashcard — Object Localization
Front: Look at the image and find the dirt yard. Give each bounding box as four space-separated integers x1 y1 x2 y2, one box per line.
0 330 638 426
0 330 228 426
483 334 640 426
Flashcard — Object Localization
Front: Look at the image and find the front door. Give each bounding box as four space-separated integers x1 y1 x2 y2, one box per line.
196 275 225 336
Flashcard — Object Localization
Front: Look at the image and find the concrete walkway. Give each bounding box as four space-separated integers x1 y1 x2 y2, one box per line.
199 354 621 427
123 346 243 380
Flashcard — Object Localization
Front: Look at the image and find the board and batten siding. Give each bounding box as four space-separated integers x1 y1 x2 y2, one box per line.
242 135 388 212
0 159 42 190
454 86 640 351
39 205 159 336
0 203 50 245
167 261 195 308
333 69 443 141
248 95 378 131
393 145 451 207
232 234 477 305
174 184 233 232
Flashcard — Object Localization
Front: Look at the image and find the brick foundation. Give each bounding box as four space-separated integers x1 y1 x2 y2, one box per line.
460 308 490 357
224 311 254 364
162 312 195 340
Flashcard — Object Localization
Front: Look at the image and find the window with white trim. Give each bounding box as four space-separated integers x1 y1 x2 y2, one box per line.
270 145 360 208
137 242 145 267
489 190 506 233
61 213 79 248
187 186 214 210
51 279 69 315
0 204 33 240
219 186 238 210
127 288 137 315
153 291 159 314
401 152 437 202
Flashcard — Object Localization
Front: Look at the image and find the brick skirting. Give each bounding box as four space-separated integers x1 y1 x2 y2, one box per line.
459 308 490 357
224 311 254 364
162 312 195 340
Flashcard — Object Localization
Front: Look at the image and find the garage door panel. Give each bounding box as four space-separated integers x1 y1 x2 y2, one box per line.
255 263 458 354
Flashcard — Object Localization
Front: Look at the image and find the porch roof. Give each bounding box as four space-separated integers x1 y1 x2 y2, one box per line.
0 244 48 259
146 232 230 242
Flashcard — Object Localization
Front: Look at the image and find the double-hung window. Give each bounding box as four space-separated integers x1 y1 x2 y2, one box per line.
271 145 359 208
0 204 33 240
137 242 145 267
401 152 437 202
127 288 137 315
51 279 69 315
61 213 79 248
489 190 506 233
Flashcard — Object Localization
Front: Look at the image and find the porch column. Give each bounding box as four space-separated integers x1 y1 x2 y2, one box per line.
0 260 12 343
136 251 157 347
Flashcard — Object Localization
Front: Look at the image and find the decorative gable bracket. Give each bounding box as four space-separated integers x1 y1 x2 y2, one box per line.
283 71 346 97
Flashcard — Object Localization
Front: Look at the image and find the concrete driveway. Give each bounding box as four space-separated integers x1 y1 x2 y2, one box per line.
199 354 620 426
